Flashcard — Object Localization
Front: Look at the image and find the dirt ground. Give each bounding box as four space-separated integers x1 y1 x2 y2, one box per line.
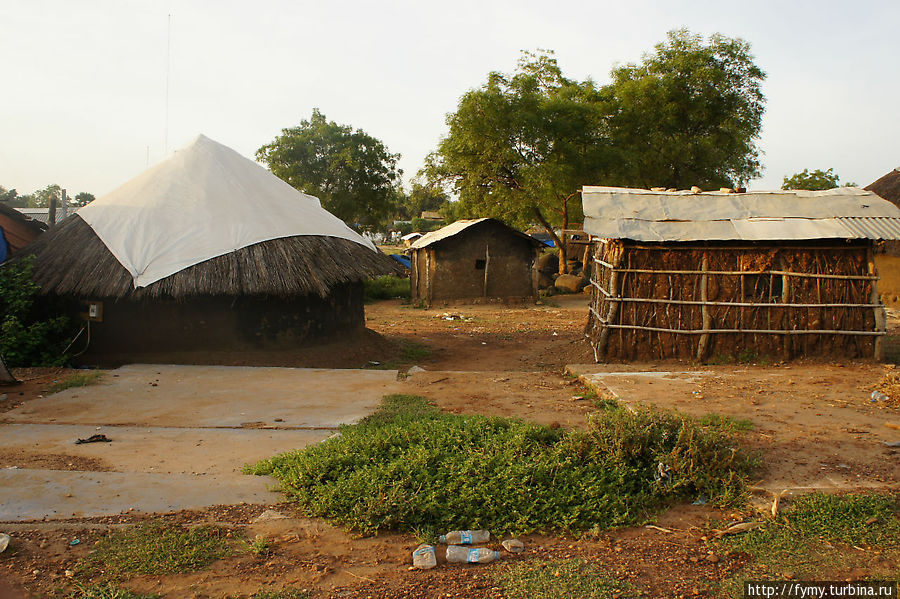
1 293 899 598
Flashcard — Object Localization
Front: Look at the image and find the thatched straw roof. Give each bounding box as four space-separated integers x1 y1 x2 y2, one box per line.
19 214 402 299
866 167 900 207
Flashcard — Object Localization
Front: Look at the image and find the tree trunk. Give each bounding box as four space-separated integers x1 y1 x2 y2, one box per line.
532 206 566 274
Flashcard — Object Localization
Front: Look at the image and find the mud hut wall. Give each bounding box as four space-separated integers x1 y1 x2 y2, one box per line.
79 281 365 361
588 241 877 361
427 227 537 301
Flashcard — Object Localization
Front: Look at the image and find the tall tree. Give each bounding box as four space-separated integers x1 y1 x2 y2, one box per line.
782 168 855 190
72 192 95 207
256 109 402 229
397 181 450 221
28 184 62 208
425 50 612 273
0 186 26 208
607 29 766 189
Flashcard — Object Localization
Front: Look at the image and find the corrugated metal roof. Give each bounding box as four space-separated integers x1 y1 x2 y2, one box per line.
409 218 541 249
582 186 900 242
409 219 490 249
15 207 75 225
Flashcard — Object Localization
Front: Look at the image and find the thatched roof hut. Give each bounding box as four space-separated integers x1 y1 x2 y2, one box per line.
16 135 400 362
866 166 900 207
582 186 900 362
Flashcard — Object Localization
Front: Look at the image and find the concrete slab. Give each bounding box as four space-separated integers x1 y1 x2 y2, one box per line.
3 364 400 428
0 424 332 475
0 469 280 521
0 365 401 521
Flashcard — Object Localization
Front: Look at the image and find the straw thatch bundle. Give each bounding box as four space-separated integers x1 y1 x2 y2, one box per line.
20 214 402 300
866 167 900 207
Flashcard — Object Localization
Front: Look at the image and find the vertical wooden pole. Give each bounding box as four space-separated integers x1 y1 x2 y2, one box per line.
697 253 711 361
868 247 886 361
425 249 433 306
48 193 58 229
597 242 623 355
781 257 792 362
482 244 490 298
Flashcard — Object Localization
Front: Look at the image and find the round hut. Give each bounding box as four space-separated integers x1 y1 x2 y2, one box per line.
19 135 400 363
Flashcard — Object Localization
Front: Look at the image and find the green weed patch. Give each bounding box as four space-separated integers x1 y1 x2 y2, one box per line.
715 493 900 581
67 583 160 599
77 521 231 579
494 558 633 598
363 275 410 302
48 371 104 393
247 394 755 537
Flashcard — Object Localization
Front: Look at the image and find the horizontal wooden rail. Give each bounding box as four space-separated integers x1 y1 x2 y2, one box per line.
593 258 878 280
588 306 885 337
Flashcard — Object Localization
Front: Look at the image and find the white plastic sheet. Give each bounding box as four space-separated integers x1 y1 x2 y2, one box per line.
78 135 376 288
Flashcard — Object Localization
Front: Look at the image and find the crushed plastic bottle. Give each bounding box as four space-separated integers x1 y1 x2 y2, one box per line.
437 530 490 545
446 545 501 564
871 390 889 403
412 544 437 569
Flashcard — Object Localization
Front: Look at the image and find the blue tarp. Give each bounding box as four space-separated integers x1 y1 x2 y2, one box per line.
0 228 8 263
389 254 411 268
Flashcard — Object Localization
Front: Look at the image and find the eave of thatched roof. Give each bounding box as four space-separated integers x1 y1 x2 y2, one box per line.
865 167 900 207
15 215 403 300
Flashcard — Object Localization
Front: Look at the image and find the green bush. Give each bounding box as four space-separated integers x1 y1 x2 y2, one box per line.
363 275 410 302
247 395 755 537
0 257 74 366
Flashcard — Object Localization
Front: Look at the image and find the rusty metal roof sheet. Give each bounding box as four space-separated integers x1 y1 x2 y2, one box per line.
582 186 900 242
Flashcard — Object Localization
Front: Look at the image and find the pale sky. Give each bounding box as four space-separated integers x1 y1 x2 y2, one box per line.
1 0 898 199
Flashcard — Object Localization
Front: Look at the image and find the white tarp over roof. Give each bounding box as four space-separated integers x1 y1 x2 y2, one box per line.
581 186 900 242
78 135 376 288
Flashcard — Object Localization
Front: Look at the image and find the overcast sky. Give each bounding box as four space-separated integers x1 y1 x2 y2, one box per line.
1 0 898 199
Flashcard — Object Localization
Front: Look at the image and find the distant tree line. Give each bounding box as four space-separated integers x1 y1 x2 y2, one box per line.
1 184 94 209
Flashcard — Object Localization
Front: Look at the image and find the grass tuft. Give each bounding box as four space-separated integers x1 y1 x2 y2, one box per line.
77 521 231 579
48 371 103 393
363 275 410 303
67 583 160 599
247 394 755 537
245 589 310 599
494 558 634 598
715 492 900 581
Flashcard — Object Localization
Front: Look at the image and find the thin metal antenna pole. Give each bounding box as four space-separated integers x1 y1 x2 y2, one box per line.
165 13 171 155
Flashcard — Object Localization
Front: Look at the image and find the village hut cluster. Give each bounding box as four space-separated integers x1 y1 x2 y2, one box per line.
15 135 400 363
581 186 900 362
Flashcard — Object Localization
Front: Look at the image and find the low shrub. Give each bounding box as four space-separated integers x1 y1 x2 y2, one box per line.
247 394 755 537
0 257 74 366
363 275 410 302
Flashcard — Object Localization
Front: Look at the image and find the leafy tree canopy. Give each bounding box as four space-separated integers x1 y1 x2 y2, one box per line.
424 50 612 270
607 29 766 189
256 109 402 230
73 192 95 207
781 168 856 191
396 181 450 221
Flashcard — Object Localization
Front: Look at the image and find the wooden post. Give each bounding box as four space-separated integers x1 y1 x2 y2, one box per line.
482 244 490 298
48 193 58 229
597 242 623 355
425 249 433 306
781 257 792 361
868 247 886 360
697 253 711 361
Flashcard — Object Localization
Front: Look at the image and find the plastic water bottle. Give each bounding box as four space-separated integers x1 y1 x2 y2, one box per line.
411 544 436 569
438 530 490 545
446 545 501 564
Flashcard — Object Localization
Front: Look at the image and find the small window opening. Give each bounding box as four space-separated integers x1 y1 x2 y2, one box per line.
475 259 486 270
